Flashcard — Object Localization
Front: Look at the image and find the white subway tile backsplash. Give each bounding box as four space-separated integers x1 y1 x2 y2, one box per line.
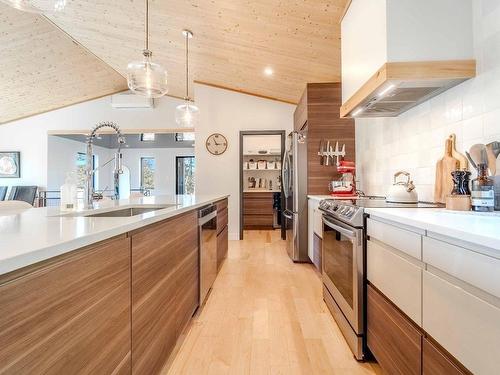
355 0 500 202
462 116 484 141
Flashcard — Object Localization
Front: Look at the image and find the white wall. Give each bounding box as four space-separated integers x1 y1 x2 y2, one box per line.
121 147 194 195
194 84 294 240
47 136 114 191
0 94 184 189
356 0 500 202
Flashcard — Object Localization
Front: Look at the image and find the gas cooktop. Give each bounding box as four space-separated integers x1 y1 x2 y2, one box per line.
319 196 443 227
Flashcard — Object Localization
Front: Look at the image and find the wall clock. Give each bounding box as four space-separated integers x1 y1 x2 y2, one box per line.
206 133 228 155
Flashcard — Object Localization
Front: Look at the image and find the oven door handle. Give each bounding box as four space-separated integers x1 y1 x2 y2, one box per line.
323 217 357 239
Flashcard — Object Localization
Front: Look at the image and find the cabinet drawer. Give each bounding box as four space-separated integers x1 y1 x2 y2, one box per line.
367 218 422 260
243 214 274 227
217 207 228 234
243 198 274 215
423 271 500 375
367 284 422 375
215 198 228 212
423 337 469 375
217 225 228 272
367 240 422 325
423 237 500 299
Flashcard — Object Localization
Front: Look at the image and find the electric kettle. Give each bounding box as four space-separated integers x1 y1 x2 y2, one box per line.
386 171 418 203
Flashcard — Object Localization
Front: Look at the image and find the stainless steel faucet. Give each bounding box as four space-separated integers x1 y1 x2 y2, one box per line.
85 121 126 209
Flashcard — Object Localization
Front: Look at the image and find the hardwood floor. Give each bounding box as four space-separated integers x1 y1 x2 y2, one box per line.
165 230 382 375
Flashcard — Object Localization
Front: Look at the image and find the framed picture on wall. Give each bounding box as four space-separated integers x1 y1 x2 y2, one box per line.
0 151 20 178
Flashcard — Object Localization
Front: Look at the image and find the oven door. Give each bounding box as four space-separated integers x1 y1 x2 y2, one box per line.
322 215 363 334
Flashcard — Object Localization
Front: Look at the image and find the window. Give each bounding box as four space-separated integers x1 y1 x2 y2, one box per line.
176 156 195 195
175 132 195 142
140 157 155 189
140 133 155 142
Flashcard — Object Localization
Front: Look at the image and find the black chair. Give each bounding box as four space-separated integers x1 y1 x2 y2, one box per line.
0 186 7 201
8 186 38 205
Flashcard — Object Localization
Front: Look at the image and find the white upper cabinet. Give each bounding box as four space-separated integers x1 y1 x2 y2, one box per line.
341 0 475 118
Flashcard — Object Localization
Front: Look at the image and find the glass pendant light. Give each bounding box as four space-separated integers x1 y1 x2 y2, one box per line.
126 0 168 98
175 29 199 128
0 0 66 13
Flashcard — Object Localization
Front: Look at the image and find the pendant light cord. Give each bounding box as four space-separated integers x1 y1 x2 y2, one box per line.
145 0 149 51
185 32 189 99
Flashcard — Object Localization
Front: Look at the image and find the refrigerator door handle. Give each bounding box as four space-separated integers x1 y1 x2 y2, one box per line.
282 149 289 198
283 209 293 219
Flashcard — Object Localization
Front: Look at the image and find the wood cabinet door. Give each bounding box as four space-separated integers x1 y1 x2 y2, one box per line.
217 225 228 271
131 211 198 375
217 207 228 234
423 337 469 375
175 231 200 336
367 284 422 375
0 236 131 375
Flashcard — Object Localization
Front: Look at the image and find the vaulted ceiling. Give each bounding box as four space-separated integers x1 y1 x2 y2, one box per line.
0 0 347 125
0 3 127 124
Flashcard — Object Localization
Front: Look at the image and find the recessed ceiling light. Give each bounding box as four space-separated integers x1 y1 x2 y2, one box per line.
264 67 274 76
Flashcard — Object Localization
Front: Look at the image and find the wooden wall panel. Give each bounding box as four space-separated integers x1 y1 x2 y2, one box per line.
0 236 131 375
294 83 356 195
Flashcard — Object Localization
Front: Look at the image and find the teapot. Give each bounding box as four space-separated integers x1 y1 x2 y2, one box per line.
386 171 418 203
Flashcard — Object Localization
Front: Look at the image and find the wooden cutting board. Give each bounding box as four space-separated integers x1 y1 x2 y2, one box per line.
448 133 468 170
434 138 460 203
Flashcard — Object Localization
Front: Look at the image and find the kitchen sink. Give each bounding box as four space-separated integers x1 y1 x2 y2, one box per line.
65 204 177 218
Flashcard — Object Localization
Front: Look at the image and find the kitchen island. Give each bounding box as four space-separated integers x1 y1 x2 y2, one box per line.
0 194 228 375
365 207 500 375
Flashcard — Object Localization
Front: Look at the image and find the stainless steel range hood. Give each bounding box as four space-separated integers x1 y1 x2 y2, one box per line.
340 60 476 118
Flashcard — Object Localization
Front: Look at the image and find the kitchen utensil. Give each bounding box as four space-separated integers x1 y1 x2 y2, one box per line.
325 140 330 166
319 139 324 165
485 141 500 175
386 171 418 203
468 144 488 168
448 134 468 170
465 151 477 171
434 139 460 203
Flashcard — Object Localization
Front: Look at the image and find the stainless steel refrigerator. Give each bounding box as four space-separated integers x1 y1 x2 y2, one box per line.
282 130 309 262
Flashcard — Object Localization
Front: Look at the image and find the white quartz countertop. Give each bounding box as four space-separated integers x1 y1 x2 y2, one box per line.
0 195 228 276
365 208 500 252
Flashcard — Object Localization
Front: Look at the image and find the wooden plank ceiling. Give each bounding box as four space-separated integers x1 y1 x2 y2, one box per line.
0 3 127 124
0 0 346 124
46 0 346 103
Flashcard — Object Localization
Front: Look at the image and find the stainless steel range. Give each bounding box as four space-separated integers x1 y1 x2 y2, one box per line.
319 197 441 360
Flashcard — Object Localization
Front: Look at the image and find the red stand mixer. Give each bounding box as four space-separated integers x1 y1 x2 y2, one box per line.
329 160 357 198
